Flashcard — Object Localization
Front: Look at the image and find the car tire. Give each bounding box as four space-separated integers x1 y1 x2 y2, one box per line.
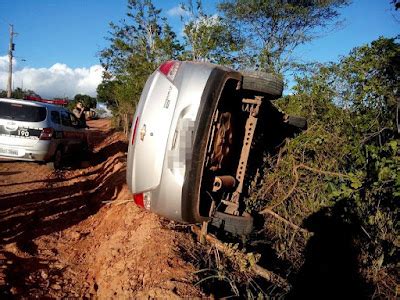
286 115 307 130
242 71 284 99
47 148 63 170
211 211 254 235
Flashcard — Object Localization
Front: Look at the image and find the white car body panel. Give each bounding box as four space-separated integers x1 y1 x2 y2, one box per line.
127 62 216 221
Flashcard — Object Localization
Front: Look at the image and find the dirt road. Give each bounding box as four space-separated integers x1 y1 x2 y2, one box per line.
0 119 202 298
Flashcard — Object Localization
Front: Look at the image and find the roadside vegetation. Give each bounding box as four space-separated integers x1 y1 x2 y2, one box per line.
96 0 398 297
249 37 399 298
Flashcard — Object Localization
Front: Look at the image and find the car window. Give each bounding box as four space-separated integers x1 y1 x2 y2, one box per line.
60 111 72 127
0 101 47 122
51 111 61 124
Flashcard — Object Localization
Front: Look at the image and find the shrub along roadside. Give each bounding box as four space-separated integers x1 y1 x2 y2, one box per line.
246 37 399 298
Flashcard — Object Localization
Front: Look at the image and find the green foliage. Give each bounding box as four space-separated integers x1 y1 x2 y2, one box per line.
96 80 118 106
0 88 40 99
180 0 242 64
67 94 97 111
99 0 183 133
252 37 399 297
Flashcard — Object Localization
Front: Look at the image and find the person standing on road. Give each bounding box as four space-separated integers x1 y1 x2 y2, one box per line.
73 102 87 127
72 102 91 157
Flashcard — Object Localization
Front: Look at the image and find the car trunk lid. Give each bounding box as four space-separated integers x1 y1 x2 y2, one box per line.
129 71 179 192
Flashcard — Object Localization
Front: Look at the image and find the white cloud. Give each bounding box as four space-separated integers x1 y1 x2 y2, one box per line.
0 56 8 72
0 56 104 99
167 5 189 17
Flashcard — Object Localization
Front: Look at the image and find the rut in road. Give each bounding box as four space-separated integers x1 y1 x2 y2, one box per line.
0 119 202 298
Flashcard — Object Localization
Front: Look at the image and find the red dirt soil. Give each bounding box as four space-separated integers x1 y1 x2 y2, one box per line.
0 119 202 298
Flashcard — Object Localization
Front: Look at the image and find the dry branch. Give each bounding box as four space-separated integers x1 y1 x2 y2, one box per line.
264 163 350 211
260 208 310 235
191 225 291 291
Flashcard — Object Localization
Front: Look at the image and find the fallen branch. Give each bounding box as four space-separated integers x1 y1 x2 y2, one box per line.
259 208 310 235
191 226 291 291
261 179 278 198
297 163 350 179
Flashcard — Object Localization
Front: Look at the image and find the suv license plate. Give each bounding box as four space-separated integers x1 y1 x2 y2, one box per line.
0 148 19 156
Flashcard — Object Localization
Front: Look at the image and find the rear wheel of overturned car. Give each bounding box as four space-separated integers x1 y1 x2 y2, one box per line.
242 71 284 99
47 148 63 170
210 211 254 236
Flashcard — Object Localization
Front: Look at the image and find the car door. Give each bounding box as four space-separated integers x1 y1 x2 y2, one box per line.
60 110 80 154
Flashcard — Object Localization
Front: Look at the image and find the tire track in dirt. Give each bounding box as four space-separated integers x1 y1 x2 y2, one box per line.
0 119 202 298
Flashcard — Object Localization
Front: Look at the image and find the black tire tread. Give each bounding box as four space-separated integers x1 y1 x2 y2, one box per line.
286 115 307 130
242 71 283 99
211 211 253 235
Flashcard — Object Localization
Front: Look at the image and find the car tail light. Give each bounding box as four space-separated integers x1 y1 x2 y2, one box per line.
131 116 140 145
39 128 54 140
133 192 151 209
133 193 144 207
159 61 180 81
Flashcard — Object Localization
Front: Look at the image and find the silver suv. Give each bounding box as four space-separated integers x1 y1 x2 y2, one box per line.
127 61 305 235
0 98 88 169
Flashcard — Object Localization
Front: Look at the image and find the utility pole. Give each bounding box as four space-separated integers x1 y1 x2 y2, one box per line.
7 24 15 98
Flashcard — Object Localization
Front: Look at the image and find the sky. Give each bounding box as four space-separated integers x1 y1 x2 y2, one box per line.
0 0 398 98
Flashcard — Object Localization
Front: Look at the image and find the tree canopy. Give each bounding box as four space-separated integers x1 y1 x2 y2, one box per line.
218 0 349 73
67 94 97 110
0 88 40 99
98 0 183 133
180 0 240 64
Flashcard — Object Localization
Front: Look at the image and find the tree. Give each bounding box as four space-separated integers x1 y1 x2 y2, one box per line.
99 0 183 134
96 80 118 106
180 0 241 64
218 0 349 73
338 37 400 137
68 94 97 110
0 88 40 99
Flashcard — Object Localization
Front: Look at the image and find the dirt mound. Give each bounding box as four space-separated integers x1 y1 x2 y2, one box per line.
0 119 202 298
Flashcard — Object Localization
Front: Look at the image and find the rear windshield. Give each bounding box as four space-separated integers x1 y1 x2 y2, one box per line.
0 102 47 122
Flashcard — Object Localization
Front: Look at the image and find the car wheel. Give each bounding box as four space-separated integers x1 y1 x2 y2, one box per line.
210 211 254 235
286 115 307 130
47 148 63 170
242 71 283 99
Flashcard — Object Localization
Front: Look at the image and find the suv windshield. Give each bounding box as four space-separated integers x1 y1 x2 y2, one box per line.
0 102 47 122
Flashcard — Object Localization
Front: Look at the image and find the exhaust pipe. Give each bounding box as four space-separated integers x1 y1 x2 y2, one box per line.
212 175 236 192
